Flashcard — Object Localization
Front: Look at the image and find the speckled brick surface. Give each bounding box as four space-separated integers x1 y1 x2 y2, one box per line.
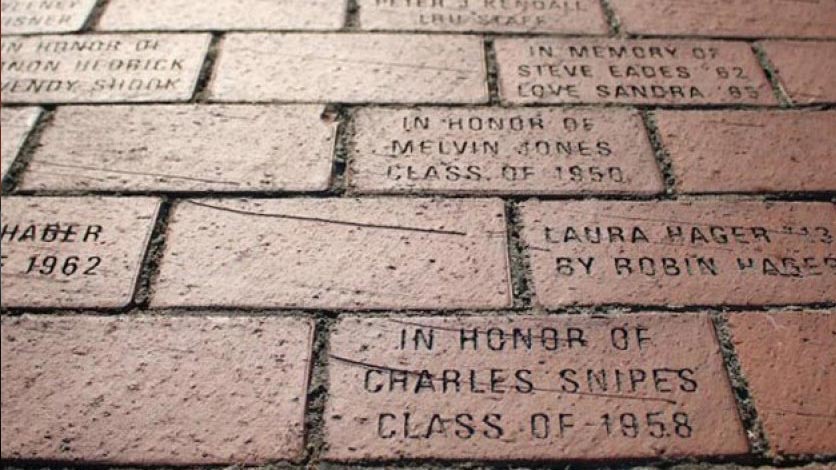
1 0 834 467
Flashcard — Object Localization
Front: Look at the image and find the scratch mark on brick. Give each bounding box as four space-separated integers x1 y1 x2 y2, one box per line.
185 200 468 236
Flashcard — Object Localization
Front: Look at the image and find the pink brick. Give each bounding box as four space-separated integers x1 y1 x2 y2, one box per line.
761 40 836 104
1 315 314 465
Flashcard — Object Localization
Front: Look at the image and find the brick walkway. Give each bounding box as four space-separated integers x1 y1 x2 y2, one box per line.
1 1 834 468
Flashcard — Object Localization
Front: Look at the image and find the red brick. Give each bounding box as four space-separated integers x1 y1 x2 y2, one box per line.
98 0 345 31
19 105 337 192
495 38 774 105
1 107 41 180
611 0 836 39
152 198 511 310
0 314 314 465
655 110 836 193
1 0 97 34
761 40 836 104
325 313 748 461
727 311 835 456
1 34 211 104
349 107 663 195
209 33 488 104
1 197 160 309
356 0 608 34
520 200 836 307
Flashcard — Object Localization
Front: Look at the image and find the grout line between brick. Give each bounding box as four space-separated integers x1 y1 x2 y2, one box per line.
710 313 771 458
504 200 535 310
192 33 224 102
752 42 792 107
80 0 111 32
345 0 360 30
302 315 334 468
132 198 173 308
329 105 352 195
483 37 500 105
599 0 622 37
1 107 55 195
640 109 677 197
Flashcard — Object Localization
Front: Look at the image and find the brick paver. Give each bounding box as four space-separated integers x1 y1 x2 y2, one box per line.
1 34 211 104
326 313 747 461
611 0 836 39
2 0 835 468
520 200 836 307
761 40 836 104
19 105 337 192
356 0 608 34
727 311 835 456
152 198 511 310
209 33 488 104
349 106 663 195
495 38 774 106
0 315 313 464
0 197 160 308
98 0 346 31
1 0 97 35
656 110 836 193
0 107 40 180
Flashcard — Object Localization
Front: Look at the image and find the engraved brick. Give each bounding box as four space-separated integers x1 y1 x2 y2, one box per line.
656 110 836 193
1 34 210 104
325 313 748 461
153 198 510 309
349 107 663 195
0 197 160 308
520 201 836 307
495 38 774 105
356 0 607 34
611 0 836 39
99 0 345 31
1 314 313 465
210 33 488 104
761 41 836 104
1 0 97 35
20 105 337 192
1 107 40 180
728 311 835 455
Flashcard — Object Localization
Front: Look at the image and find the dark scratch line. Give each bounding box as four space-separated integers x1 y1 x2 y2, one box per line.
269 51 475 75
705 120 766 128
185 200 468 236
330 354 679 405
30 161 243 186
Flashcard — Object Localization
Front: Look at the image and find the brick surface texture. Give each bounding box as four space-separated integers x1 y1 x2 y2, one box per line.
1 0 834 468
0 315 314 465
326 313 748 461
728 312 835 456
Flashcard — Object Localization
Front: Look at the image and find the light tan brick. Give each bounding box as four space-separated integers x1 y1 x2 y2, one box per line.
20 105 337 192
325 313 748 461
1 107 41 180
520 200 836 307
153 198 511 310
99 0 346 31
495 38 774 105
1 197 160 308
349 106 663 195
210 33 488 104
1 315 314 465
1 34 210 104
